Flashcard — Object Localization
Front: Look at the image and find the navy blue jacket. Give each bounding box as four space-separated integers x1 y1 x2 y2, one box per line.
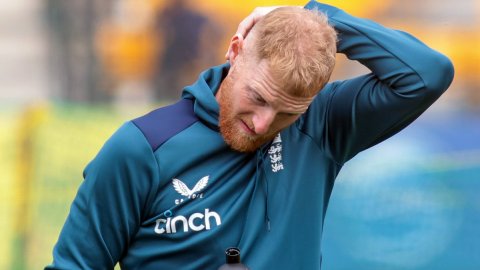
46 2 454 269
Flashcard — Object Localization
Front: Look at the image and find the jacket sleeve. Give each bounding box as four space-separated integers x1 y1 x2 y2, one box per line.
300 1 454 164
45 121 160 270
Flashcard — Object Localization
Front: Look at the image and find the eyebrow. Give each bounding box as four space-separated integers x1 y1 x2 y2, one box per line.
247 84 312 114
246 85 258 94
247 86 265 100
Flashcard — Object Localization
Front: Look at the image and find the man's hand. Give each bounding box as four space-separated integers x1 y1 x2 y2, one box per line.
225 6 301 59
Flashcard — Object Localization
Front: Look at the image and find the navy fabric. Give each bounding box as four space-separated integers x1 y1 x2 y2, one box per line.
132 99 198 151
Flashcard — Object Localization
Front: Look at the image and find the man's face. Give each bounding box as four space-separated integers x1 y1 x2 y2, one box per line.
217 58 312 153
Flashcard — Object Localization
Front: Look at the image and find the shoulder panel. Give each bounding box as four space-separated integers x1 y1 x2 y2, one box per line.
132 99 198 151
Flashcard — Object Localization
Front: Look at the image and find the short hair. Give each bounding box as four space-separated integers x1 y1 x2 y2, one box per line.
249 7 337 97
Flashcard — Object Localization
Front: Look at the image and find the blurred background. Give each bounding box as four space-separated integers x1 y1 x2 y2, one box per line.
0 0 479 269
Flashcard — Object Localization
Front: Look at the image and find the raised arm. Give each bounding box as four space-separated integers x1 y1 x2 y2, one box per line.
301 1 454 164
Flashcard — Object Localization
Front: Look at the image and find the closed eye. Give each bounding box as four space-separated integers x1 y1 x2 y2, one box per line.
248 86 267 105
279 112 298 118
253 94 266 105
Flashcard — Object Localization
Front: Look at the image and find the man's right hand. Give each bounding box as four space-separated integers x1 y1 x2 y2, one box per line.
225 6 302 59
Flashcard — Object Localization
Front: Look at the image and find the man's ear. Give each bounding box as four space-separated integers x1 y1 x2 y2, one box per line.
227 34 244 66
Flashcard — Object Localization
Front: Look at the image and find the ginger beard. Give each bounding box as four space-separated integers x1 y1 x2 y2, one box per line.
217 72 279 153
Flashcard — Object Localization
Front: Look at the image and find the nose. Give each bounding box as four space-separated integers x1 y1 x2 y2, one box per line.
252 108 276 135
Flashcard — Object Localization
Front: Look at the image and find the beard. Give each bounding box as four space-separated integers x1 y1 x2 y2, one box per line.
217 73 278 153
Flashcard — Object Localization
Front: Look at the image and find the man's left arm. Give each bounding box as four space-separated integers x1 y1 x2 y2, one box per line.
301 1 454 164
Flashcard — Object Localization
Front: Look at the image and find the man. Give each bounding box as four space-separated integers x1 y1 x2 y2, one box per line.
46 1 454 269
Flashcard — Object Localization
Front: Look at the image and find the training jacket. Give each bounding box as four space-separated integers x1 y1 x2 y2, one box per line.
46 1 454 269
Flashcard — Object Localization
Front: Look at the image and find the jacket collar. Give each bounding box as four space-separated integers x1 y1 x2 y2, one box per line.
181 62 230 130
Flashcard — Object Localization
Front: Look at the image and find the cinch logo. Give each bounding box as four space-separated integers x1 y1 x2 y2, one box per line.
154 208 222 234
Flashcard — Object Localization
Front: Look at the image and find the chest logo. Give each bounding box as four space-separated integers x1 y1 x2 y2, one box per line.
173 176 209 204
268 134 284 172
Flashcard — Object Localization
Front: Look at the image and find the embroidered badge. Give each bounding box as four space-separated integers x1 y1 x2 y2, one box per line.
268 134 284 173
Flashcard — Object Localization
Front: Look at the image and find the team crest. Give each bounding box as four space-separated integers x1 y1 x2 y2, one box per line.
172 176 209 205
268 134 284 172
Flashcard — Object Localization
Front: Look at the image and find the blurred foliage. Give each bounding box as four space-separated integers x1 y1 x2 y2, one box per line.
0 103 152 269
0 108 20 270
